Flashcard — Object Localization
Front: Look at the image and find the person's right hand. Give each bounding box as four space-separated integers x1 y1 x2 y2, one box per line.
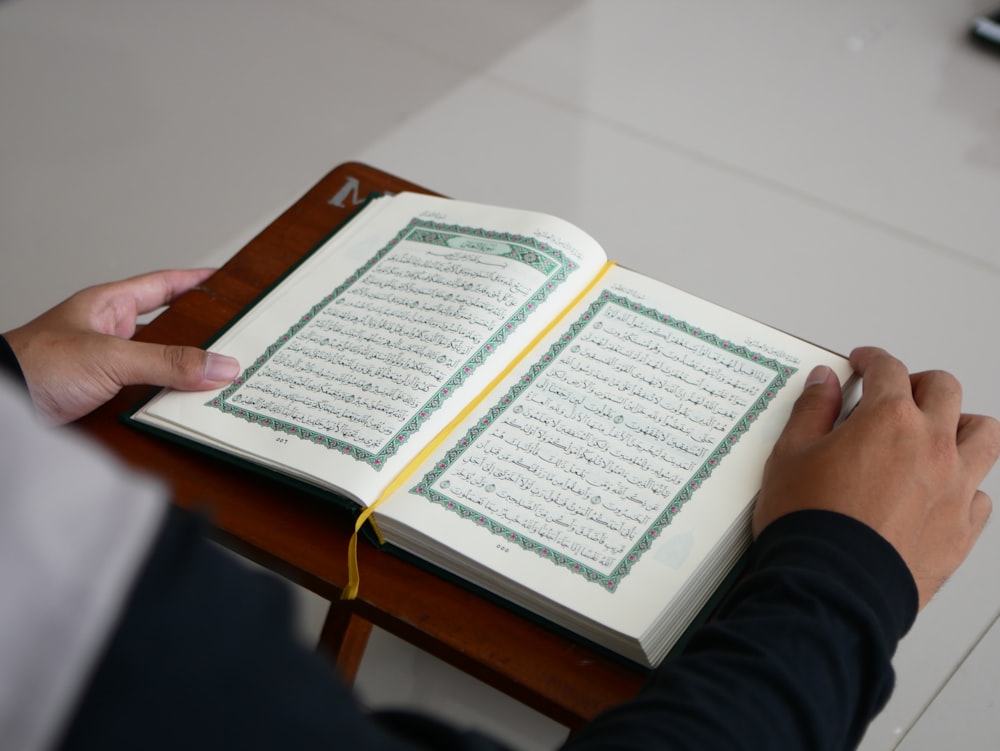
754 347 1000 610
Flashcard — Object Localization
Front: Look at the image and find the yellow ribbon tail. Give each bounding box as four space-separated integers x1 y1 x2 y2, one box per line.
340 505 384 601
339 261 615 600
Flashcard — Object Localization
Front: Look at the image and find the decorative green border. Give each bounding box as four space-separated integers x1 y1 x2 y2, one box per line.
410 290 796 590
207 218 577 470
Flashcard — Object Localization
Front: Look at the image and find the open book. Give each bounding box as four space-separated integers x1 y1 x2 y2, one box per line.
131 192 857 668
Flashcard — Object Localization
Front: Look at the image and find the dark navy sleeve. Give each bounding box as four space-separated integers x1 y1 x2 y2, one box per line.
58 507 916 751
56 506 511 751
564 510 918 751
0 334 27 388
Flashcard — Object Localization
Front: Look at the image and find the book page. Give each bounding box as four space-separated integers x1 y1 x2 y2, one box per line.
132 193 608 506
376 265 856 664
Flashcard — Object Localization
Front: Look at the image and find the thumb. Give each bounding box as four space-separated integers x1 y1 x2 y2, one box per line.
111 339 240 391
777 365 843 448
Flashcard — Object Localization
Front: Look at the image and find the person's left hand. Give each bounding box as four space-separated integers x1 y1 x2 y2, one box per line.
3 268 240 424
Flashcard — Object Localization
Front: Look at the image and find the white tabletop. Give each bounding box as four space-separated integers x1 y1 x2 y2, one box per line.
2 2 998 748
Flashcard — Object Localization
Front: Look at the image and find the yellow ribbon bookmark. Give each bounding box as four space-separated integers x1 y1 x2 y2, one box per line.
340 262 616 600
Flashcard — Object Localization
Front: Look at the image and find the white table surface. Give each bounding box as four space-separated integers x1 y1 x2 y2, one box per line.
2 2 998 748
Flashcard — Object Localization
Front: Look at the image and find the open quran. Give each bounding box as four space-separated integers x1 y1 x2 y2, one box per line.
131 192 857 667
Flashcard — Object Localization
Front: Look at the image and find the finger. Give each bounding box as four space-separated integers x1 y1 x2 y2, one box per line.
117 268 217 316
775 365 843 448
86 269 217 338
969 489 993 537
109 339 240 391
850 347 913 405
910 369 963 426
957 413 1000 481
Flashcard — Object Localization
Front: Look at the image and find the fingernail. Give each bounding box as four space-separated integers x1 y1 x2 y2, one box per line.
205 353 240 382
805 365 832 389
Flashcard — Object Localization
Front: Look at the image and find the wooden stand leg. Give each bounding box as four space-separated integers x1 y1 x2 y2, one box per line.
318 602 373 685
